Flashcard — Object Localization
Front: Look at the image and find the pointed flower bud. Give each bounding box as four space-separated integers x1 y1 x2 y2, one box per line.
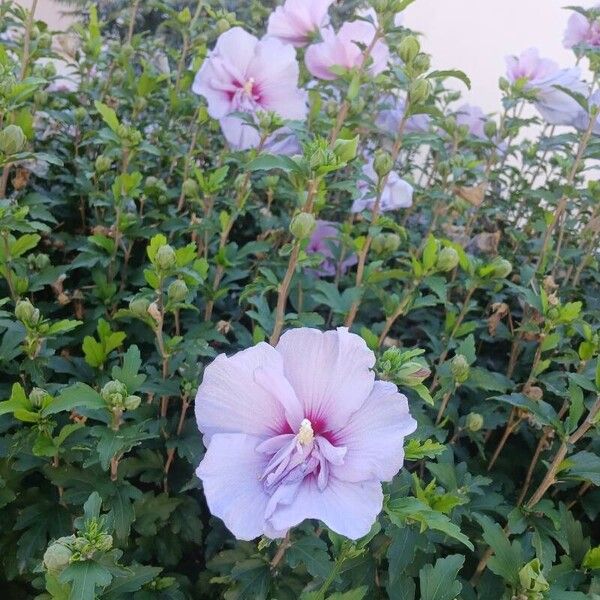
290 212 316 239
451 354 470 384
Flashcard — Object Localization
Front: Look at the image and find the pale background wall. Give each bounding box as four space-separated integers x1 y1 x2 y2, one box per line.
18 0 599 113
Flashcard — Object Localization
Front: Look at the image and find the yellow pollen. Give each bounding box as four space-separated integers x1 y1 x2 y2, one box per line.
242 78 255 95
297 418 314 446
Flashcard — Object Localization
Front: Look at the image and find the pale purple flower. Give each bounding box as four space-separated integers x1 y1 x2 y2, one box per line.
573 89 600 134
504 48 587 127
307 220 357 277
456 104 487 139
192 27 308 150
196 327 417 540
352 159 413 213
564 8 600 49
376 94 431 135
263 127 302 156
305 20 389 81
267 0 334 47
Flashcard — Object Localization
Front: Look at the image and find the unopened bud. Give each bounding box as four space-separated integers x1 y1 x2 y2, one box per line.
124 395 141 411
408 79 431 106
43 537 74 573
436 247 459 272
412 53 431 74
289 212 316 239
101 380 127 407
29 387 48 409
216 18 230 33
332 135 359 163
451 354 470 384
15 299 40 326
95 155 112 174
155 245 176 271
398 35 420 64
168 279 189 303
373 232 400 255
0 124 26 155
373 149 394 179
525 385 543 401
129 297 150 317
96 533 113 552
465 412 484 432
182 178 199 198
484 120 497 139
490 257 513 279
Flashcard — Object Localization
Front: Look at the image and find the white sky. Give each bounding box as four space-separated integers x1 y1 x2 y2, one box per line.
21 0 600 114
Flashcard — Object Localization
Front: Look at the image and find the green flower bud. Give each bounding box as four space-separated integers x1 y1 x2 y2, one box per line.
34 253 50 270
101 380 127 408
42 62 56 78
465 412 484 432
451 354 470 384
484 119 497 139
43 536 75 573
373 149 394 179
155 245 176 271
395 361 431 387
436 247 459 272
490 257 513 279
15 299 40 326
408 79 431 106
412 53 431 74
373 233 401 255
144 176 160 194
371 233 388 255
74 107 87 122
29 387 48 409
168 279 189 303
124 395 141 411
182 178 199 198
0 124 27 155
96 533 113 552
518 559 549 596
216 18 231 33
289 212 316 239
133 97 147 112
37 33 52 50
95 155 112 174
332 135 359 163
398 35 420 64
129 297 150 317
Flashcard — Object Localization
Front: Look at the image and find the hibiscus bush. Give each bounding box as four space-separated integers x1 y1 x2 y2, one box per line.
1 0 600 598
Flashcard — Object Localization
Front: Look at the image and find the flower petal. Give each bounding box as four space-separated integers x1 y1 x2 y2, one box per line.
268 476 383 540
331 381 416 483
275 327 375 432
195 342 299 442
196 433 270 541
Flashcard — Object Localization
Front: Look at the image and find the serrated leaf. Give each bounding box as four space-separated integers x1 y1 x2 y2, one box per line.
60 560 113 600
43 383 105 416
419 554 464 600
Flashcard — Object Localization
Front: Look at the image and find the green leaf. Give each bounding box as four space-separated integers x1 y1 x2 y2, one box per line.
419 554 465 600
43 383 105 416
103 565 162 599
476 515 522 586
327 588 368 600
10 233 40 257
582 546 600 570
247 154 300 173
405 439 446 460
112 345 146 392
427 69 471 90
47 320 82 336
286 535 332 579
560 451 600 486
60 560 113 600
94 100 120 132
422 236 438 272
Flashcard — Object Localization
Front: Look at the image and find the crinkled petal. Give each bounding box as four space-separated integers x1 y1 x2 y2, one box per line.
219 115 261 150
330 381 416 483
196 434 270 540
268 476 384 540
275 327 375 432
195 342 297 443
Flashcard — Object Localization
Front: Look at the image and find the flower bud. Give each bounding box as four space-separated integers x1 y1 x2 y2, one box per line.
155 245 176 271
396 361 431 386
43 537 74 573
42 62 56 79
144 176 160 194
408 79 431 106
34 253 50 270
95 155 112 174
216 18 231 33
289 212 316 239
168 279 189 303
518 559 549 597
101 380 127 407
525 385 543 401
124 395 141 411
34 89 48 105
129 297 150 317
96 533 113 552
38 33 52 50
490 257 513 279
465 412 484 432
332 135 359 163
29 387 48 409
373 233 401 255
451 354 470 384
412 53 431 74
15 299 40 326
182 178 199 198
484 119 497 139
0 124 27 155
398 35 420 64
373 149 394 179
436 247 459 272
